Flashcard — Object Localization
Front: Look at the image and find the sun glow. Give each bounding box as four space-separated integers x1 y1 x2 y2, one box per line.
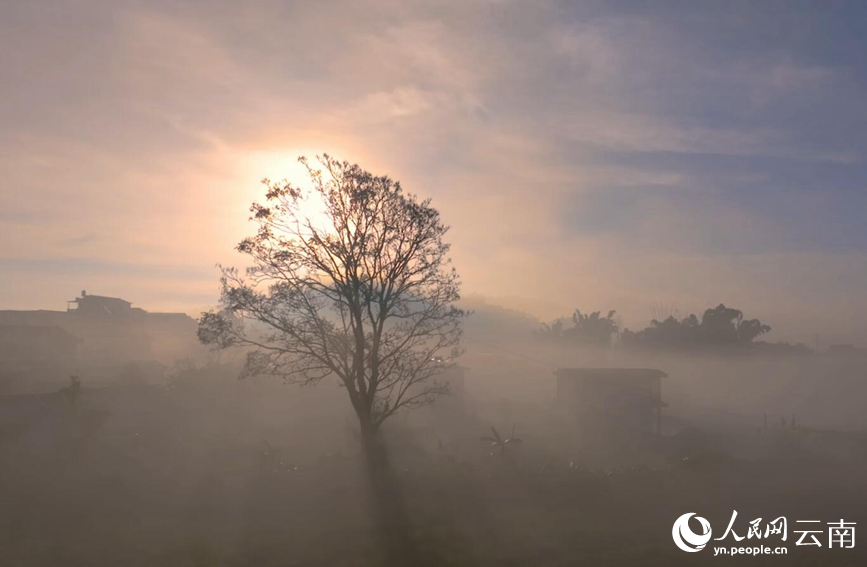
240 149 334 235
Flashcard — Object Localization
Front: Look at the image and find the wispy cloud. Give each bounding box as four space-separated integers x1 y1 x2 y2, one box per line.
3 0 867 341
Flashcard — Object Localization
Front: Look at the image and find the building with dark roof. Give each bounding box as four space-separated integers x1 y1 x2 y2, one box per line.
67 291 136 317
0 325 82 393
0 291 202 373
0 325 81 365
555 367 667 437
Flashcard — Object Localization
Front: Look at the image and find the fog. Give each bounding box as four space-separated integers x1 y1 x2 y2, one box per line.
2 291 866 566
4 2 867 565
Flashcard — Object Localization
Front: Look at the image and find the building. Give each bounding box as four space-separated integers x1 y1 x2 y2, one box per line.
0 325 83 393
0 325 81 364
0 291 202 371
68 291 137 317
62 291 153 362
555 367 667 437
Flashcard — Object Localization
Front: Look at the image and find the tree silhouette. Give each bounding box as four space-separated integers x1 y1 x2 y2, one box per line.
621 303 770 350
536 309 619 347
198 154 466 482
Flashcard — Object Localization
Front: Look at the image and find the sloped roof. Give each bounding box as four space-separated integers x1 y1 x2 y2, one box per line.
74 294 131 306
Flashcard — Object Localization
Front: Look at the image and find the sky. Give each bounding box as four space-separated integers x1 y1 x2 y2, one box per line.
3 0 867 345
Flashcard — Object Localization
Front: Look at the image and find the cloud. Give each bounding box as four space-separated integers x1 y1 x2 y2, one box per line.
2 0 867 343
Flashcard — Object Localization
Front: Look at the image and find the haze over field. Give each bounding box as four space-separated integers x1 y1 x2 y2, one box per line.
4 1 867 345
5 3 867 567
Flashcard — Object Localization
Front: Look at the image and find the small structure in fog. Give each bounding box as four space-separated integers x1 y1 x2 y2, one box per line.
0 325 81 365
67 291 136 316
555 367 666 437
0 326 82 393
0 291 203 390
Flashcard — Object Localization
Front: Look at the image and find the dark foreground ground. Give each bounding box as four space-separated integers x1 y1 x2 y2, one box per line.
1 380 866 566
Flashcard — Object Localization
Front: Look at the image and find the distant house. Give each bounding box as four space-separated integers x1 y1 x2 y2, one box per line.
0 325 81 366
555 367 667 437
0 290 202 372
0 325 82 393
67 291 137 317
61 291 153 362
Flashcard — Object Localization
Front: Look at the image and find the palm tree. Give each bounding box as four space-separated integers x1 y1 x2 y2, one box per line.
481 424 522 457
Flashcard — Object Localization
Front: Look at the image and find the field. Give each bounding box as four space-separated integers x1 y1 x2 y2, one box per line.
2 369 866 567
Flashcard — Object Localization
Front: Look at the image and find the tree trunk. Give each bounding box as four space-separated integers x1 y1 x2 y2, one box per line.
357 412 419 563
358 411 387 490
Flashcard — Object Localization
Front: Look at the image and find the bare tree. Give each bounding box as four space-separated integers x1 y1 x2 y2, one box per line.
198 154 466 480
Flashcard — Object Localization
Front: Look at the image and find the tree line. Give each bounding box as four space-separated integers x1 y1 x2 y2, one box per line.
536 304 808 353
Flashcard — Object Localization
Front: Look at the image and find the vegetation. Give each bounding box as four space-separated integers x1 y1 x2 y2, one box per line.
5 372 867 567
480 424 523 458
621 303 771 350
198 155 466 493
535 310 619 347
538 304 773 352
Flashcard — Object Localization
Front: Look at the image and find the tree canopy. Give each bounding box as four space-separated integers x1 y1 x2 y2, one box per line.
535 309 619 347
198 155 466 441
536 304 772 352
621 304 771 350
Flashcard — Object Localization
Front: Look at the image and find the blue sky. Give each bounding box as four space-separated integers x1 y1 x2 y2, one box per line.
2 0 867 344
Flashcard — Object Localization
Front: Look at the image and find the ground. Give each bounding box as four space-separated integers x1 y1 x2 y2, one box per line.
1 378 866 566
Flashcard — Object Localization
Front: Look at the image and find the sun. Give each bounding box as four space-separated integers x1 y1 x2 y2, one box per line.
239 148 334 233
